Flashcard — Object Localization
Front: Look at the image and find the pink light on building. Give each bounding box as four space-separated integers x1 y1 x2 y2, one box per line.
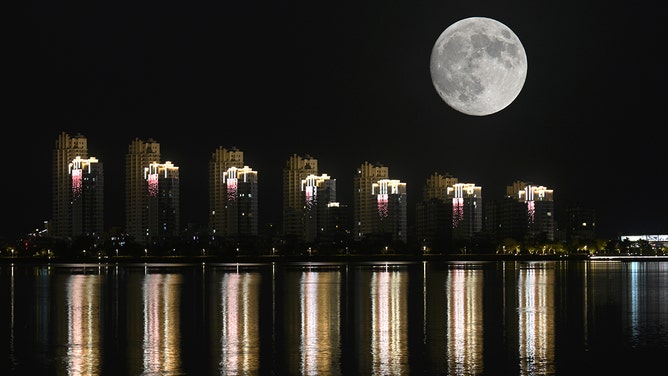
524 185 535 224
71 169 82 198
226 178 238 202
145 161 178 198
452 197 463 228
69 156 98 198
373 179 404 219
527 200 535 224
305 186 315 210
302 174 326 211
147 173 159 197
224 167 239 202
377 193 388 218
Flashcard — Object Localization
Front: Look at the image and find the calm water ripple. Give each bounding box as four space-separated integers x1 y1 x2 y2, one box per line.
1 260 667 375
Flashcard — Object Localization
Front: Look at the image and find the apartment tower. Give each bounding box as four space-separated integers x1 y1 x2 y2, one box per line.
145 161 180 243
415 172 458 251
125 138 161 244
51 132 103 239
208 146 248 237
69 156 104 238
448 182 483 241
283 154 318 240
302 173 336 243
506 180 555 241
371 178 408 243
353 162 389 241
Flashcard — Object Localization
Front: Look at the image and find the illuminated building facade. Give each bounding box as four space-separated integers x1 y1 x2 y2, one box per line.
125 138 161 244
447 183 482 242
505 181 555 241
221 166 258 237
144 161 180 244
353 162 389 241
283 154 318 240
69 156 104 238
208 147 247 237
416 173 458 251
416 174 483 250
371 178 407 243
51 132 103 239
301 174 336 243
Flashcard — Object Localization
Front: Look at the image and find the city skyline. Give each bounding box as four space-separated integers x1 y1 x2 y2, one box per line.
7 1 667 241
0 130 655 242
18 132 560 244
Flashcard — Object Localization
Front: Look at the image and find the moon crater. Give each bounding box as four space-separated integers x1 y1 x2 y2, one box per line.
430 17 527 116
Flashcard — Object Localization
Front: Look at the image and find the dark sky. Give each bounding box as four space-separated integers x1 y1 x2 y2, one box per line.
6 0 666 241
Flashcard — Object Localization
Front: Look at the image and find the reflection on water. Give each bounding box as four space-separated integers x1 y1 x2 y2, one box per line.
371 267 407 375
2 260 668 375
424 262 485 375
624 262 668 348
300 269 341 375
53 270 105 375
446 265 484 375
127 270 183 375
214 270 261 375
356 265 409 375
283 266 342 376
516 262 556 375
589 261 668 353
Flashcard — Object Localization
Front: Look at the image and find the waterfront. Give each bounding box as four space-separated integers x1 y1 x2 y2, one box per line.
1 259 667 375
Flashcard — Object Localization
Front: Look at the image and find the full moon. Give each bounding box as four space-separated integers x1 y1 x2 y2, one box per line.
430 17 527 116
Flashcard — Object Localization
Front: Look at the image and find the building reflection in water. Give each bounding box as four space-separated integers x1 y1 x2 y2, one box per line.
284 266 342 375
300 269 341 375
356 265 408 375
214 270 261 374
54 269 104 375
127 272 183 375
624 261 668 348
445 265 484 375
516 262 556 375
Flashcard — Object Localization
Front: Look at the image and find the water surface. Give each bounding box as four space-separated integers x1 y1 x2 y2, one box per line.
1 260 666 375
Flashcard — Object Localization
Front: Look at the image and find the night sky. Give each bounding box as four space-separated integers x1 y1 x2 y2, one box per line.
6 1 666 241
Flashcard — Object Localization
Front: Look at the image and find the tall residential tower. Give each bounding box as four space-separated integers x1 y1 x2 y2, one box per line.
505 180 555 241
208 147 255 237
145 161 180 243
371 178 408 243
51 132 104 239
353 162 389 241
125 138 161 244
283 154 318 240
415 172 458 251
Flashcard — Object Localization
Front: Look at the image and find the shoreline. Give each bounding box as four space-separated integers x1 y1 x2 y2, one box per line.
5 253 668 264
0 254 668 265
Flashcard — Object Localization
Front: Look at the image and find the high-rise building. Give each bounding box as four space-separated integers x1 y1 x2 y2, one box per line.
51 132 103 239
125 138 161 244
416 174 482 250
69 156 104 238
506 181 555 241
145 161 180 243
302 173 336 243
221 165 258 237
448 183 483 241
353 162 389 241
208 146 246 236
319 202 351 251
416 172 458 250
283 154 318 240
371 178 407 243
